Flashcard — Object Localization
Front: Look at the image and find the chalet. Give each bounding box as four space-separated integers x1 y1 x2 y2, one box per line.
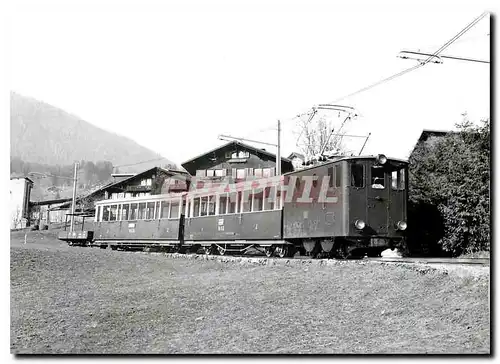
181 141 294 185
409 129 451 158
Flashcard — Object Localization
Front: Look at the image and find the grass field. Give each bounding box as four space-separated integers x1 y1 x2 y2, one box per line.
10 230 490 354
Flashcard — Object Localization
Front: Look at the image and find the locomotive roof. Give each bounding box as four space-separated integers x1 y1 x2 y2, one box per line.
285 155 408 175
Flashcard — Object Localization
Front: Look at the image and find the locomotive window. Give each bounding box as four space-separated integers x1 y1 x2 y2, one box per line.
228 192 238 213
371 167 385 189
351 164 364 187
130 203 138 220
208 196 216 216
392 171 398 189
193 198 200 217
122 204 130 221
146 202 155 219
328 167 334 187
335 165 341 187
241 191 251 213
200 196 208 217
170 201 180 219
103 206 110 221
219 194 228 214
399 168 406 190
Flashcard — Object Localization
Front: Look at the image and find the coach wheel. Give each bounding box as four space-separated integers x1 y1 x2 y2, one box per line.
218 246 226 256
264 247 275 257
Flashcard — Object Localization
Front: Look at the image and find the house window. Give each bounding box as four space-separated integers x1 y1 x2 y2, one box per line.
351 164 364 188
206 170 215 177
215 169 226 177
196 170 205 177
146 178 152 186
263 168 273 177
236 169 246 179
254 168 263 178
371 167 385 189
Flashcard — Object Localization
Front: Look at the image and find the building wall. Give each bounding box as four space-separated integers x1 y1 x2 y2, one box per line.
10 178 32 229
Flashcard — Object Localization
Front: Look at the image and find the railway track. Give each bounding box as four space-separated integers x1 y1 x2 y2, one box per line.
364 257 490 266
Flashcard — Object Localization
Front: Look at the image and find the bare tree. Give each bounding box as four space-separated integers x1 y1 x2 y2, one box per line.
294 112 351 160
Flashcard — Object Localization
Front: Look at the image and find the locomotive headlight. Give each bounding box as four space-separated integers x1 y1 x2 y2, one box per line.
376 154 387 165
396 220 407 231
354 219 366 230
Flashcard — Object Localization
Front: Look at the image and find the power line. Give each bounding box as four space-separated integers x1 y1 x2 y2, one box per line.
113 157 169 169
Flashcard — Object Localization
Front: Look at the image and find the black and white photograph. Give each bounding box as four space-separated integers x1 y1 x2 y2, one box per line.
6 0 492 356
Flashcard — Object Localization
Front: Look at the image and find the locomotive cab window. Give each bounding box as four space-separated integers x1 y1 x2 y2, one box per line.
351 164 364 188
371 166 385 189
391 168 406 190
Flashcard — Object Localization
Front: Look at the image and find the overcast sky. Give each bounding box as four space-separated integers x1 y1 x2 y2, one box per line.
7 0 492 166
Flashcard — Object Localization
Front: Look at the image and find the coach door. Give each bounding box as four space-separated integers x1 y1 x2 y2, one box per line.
367 164 389 235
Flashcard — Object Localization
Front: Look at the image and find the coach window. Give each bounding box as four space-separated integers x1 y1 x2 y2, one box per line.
117 205 122 221
371 167 385 189
129 203 137 220
199 196 207 216
192 198 200 217
137 203 146 219
228 192 238 213
110 205 118 221
160 200 169 219
146 202 155 219
399 168 406 190
252 190 263 212
122 204 130 221
206 195 215 216
170 200 180 219
351 164 364 188
219 194 228 214
96 206 101 222
155 201 162 219
241 191 251 213
264 186 275 210
103 206 110 221
276 189 283 209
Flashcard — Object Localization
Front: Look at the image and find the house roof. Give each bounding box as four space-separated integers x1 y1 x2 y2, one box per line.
10 176 34 184
417 129 450 143
181 140 292 166
56 166 190 209
31 198 72 206
288 152 305 160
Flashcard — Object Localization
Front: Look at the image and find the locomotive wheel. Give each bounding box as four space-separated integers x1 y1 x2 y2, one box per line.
264 247 275 257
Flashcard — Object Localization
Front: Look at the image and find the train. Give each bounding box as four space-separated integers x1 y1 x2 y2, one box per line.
59 154 408 259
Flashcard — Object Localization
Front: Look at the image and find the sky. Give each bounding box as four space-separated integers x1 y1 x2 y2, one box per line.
5 0 493 166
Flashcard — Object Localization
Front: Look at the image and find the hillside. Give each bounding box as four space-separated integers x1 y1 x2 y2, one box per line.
10 92 175 172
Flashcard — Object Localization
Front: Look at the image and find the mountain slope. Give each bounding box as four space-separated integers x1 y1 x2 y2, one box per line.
10 92 175 172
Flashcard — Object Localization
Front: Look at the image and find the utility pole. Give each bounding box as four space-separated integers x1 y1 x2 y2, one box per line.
70 162 79 232
276 120 281 176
